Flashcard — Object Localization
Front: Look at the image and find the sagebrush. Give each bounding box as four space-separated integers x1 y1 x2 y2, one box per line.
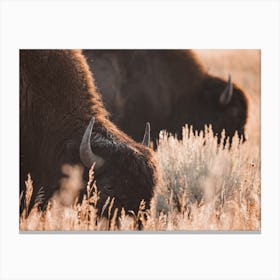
20 126 260 231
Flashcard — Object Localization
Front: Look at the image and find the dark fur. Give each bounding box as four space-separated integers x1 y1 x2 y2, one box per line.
20 50 158 216
83 50 248 144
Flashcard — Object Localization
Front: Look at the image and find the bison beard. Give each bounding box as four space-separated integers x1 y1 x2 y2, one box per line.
20 50 159 218
83 50 248 145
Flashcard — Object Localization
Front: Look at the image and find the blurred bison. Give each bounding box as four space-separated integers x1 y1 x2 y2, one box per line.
83 50 248 145
20 50 158 216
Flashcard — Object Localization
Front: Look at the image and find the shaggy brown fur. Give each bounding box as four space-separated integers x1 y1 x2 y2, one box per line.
20 50 159 216
83 50 248 144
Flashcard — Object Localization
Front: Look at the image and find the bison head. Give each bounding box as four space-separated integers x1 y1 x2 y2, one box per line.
79 117 156 216
201 75 248 142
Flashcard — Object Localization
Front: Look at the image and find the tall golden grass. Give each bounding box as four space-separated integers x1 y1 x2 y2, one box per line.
20 126 260 231
19 50 261 231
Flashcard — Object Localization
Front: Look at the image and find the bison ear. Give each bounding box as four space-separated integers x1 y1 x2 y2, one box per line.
142 122 151 147
219 75 233 105
79 117 105 170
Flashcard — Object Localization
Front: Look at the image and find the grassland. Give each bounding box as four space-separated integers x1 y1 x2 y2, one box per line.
19 50 261 231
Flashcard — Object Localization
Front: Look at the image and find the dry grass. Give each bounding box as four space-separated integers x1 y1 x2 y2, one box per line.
151 127 260 231
20 126 260 231
19 50 261 232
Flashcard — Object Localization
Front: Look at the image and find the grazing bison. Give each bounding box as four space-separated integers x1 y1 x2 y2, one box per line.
83 50 248 145
20 50 158 216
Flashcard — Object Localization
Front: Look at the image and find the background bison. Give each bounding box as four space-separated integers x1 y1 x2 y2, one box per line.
83 50 248 145
20 50 159 216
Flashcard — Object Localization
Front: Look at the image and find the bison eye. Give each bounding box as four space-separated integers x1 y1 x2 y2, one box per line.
60 173 70 179
103 185 114 194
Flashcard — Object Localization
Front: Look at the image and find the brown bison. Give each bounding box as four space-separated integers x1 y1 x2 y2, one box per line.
83 50 248 145
20 50 158 216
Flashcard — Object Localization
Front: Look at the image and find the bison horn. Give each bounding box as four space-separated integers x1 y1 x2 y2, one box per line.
79 117 105 170
142 122 151 147
219 75 233 105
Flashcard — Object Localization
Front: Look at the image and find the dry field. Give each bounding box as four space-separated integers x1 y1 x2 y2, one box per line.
20 50 261 232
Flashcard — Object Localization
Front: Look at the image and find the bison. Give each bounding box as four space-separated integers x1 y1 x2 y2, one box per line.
20 50 159 217
83 50 248 145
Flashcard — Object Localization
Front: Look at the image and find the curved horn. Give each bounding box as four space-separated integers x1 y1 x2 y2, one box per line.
142 122 151 147
219 75 233 105
79 117 105 170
